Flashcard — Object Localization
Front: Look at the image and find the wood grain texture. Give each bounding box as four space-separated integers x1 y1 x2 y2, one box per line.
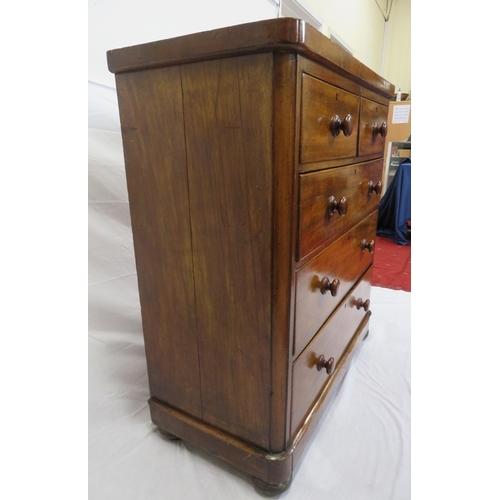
291 267 372 437
107 18 394 98
269 52 298 453
299 20 394 97
149 398 293 487
115 67 202 418
294 211 377 357
361 86 391 106
180 54 273 449
291 311 371 469
298 159 383 259
109 18 394 490
358 98 389 156
299 57 360 97
300 74 359 163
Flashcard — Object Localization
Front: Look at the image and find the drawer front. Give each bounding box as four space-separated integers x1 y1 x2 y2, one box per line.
358 98 389 156
298 159 383 259
291 267 373 437
294 211 377 356
300 74 359 163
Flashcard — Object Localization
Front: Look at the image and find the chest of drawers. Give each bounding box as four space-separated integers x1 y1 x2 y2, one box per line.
107 18 394 493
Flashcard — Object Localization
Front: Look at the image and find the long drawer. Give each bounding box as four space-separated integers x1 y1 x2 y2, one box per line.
300 74 359 164
291 267 373 437
294 211 377 356
298 160 383 259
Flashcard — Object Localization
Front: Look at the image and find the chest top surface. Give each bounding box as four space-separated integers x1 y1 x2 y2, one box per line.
107 17 393 98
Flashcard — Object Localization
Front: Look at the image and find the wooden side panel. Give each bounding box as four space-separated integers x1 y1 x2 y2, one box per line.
115 68 202 418
180 54 273 449
270 52 297 453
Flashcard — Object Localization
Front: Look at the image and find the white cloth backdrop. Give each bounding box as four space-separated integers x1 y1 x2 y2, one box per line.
88 81 411 499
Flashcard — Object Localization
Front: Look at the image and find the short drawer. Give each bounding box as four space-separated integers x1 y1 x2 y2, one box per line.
291 268 373 437
298 159 383 259
300 74 359 164
358 98 389 156
294 211 377 356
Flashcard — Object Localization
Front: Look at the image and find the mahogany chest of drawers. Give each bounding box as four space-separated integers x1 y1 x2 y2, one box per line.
107 18 394 493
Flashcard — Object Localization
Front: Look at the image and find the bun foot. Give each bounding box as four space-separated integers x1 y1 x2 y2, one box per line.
251 475 292 496
158 428 180 441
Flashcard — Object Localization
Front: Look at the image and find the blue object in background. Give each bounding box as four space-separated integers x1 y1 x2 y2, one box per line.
377 157 411 245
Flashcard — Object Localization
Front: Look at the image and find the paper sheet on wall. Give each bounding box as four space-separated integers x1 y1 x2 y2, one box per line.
392 104 410 124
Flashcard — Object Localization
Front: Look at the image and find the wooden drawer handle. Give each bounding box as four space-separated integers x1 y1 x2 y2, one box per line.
361 239 375 253
356 298 371 311
317 355 335 375
327 195 348 217
372 121 387 138
330 114 353 137
368 180 383 195
320 277 340 296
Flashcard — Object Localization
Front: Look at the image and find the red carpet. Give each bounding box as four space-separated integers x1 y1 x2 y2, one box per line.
372 236 411 292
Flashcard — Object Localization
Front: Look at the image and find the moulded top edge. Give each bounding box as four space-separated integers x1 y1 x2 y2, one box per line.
106 17 394 98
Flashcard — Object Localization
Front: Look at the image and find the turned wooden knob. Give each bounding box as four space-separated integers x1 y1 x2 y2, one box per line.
317 355 335 375
320 277 340 296
330 114 353 137
327 195 348 217
356 298 371 311
368 180 383 195
372 121 387 138
361 239 375 253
